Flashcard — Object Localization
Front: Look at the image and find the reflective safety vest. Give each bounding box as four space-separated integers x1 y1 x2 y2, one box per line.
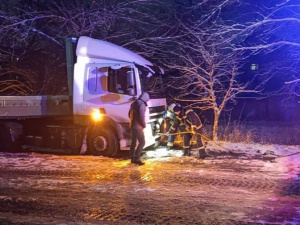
168 108 202 133
161 103 181 125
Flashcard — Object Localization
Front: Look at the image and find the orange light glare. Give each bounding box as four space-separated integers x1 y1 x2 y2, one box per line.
92 110 102 121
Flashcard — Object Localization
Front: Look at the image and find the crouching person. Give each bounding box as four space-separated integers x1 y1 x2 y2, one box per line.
128 92 150 165
158 103 182 150
168 105 208 159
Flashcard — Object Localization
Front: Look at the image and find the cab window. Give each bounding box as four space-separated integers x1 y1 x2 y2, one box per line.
87 67 108 94
108 66 136 96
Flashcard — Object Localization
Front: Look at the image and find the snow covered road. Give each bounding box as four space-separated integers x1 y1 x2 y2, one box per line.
0 144 299 225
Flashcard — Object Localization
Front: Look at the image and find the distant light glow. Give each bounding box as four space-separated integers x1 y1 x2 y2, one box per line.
251 63 258 71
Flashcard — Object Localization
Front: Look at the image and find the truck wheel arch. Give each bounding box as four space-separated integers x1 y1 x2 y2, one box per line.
86 116 120 157
93 115 124 140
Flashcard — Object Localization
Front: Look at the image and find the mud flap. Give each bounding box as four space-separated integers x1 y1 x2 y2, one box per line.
80 127 88 155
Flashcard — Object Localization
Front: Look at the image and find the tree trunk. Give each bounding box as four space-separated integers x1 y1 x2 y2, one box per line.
212 109 220 141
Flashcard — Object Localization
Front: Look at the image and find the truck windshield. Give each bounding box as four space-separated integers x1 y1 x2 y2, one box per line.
139 68 165 99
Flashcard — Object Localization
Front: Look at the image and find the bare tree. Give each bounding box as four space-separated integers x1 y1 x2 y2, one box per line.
164 25 267 140
164 0 300 140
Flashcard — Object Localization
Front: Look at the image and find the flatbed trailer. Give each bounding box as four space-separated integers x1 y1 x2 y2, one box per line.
0 95 71 118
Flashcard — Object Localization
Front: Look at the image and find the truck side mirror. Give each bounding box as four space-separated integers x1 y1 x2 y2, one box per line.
127 70 136 96
127 70 135 86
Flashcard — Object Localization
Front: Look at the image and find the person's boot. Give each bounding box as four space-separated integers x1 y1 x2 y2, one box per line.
167 146 174 151
199 148 208 159
187 148 191 156
133 159 145 166
183 148 191 156
131 155 136 164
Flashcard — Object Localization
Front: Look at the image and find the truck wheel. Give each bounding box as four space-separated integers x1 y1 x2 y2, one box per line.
87 128 119 157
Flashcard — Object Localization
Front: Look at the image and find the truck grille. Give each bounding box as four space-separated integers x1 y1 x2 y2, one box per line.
149 105 165 114
149 105 166 122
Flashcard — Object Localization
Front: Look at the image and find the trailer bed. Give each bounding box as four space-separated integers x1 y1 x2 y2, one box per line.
0 95 71 118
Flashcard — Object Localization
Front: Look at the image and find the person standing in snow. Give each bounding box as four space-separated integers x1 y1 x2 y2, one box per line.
167 105 208 158
128 92 150 165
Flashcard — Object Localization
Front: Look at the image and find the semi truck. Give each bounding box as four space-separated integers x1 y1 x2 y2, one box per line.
0 36 166 157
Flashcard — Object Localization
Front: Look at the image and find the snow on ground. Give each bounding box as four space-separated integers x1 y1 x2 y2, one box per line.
0 152 106 172
208 142 300 178
0 142 299 175
205 142 300 173
144 141 300 160
0 142 299 224
207 141 300 157
144 141 300 177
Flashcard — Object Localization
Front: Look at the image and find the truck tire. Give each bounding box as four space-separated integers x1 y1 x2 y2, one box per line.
87 128 119 157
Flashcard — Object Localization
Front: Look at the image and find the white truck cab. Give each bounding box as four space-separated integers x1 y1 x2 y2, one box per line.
71 37 166 156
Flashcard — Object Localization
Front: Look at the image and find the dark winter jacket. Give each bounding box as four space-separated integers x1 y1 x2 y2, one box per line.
168 108 202 133
128 92 150 129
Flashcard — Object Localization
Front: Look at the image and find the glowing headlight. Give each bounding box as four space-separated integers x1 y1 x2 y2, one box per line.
92 109 102 121
92 108 106 121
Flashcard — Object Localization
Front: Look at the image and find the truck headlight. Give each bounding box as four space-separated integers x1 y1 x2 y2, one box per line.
92 108 106 121
92 109 102 121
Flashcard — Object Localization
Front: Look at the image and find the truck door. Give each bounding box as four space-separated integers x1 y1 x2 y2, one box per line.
84 64 137 123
